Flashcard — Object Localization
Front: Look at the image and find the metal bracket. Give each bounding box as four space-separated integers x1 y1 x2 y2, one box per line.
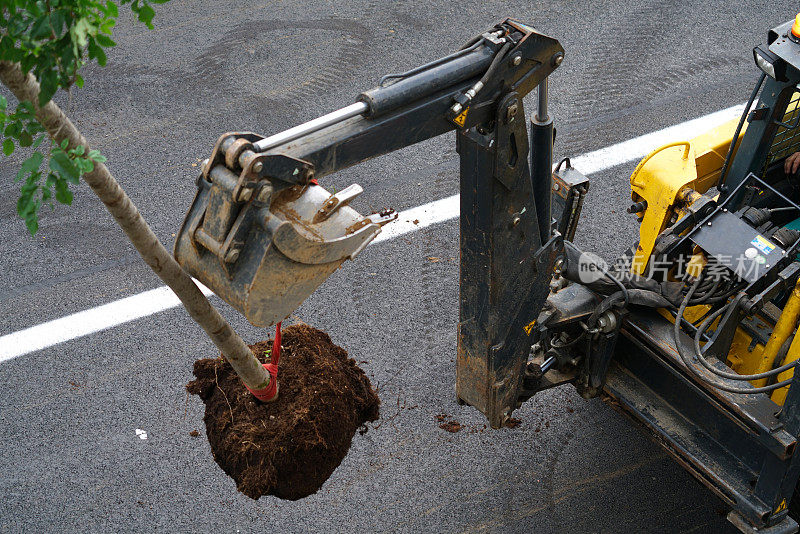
314 184 363 223
552 163 589 242
494 92 528 190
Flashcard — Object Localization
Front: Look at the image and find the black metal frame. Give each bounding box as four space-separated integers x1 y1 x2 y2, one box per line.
603 309 800 532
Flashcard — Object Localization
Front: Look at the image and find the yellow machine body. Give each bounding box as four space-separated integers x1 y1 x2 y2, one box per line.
627 117 800 405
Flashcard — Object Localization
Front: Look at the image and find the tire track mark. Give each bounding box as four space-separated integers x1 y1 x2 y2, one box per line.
562 0 745 128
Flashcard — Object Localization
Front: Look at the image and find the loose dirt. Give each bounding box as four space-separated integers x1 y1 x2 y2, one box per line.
186 324 379 500
439 420 463 433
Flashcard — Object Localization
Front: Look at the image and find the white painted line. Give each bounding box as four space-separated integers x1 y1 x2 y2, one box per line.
0 282 213 362
0 103 745 363
375 103 745 243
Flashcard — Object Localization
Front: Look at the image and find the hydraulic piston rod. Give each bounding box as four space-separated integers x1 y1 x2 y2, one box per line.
253 102 369 153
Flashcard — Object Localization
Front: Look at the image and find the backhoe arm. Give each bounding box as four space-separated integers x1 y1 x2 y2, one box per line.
174 19 565 427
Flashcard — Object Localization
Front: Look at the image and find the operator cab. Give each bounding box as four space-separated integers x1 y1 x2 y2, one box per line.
723 16 800 212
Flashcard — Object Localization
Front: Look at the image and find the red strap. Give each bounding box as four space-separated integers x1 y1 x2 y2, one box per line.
310 178 318 185
273 321 281 366
245 363 278 401
244 322 282 402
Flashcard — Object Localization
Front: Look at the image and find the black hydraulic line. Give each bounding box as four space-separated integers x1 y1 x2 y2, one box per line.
474 41 512 92
717 72 767 191
688 278 719 302
448 40 514 116
378 37 486 87
693 301 798 380
459 32 486 50
550 331 586 349
674 278 794 394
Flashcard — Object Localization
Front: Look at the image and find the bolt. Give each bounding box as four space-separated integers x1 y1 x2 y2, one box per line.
224 248 240 263
508 103 518 116
553 182 560 191
627 200 647 214
512 215 521 226
552 53 564 67
238 188 253 202
252 161 263 174
256 184 273 203
512 55 522 66
707 222 712 227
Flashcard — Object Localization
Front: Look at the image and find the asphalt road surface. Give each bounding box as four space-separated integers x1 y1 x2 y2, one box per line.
1 1 797 532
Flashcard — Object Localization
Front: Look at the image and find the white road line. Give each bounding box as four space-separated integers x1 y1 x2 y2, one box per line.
0 103 745 363
377 103 744 242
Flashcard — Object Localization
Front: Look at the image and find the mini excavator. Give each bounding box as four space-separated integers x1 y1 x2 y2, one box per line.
175 16 800 533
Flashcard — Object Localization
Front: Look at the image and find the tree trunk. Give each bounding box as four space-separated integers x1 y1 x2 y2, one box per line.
0 61 271 392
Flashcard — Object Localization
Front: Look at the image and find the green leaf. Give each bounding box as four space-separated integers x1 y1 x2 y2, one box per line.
18 131 32 147
49 10 67 37
38 70 59 106
137 4 155 28
5 121 21 138
3 138 14 156
100 18 116 35
88 149 107 163
50 150 80 184
0 96 6 111
18 101 35 116
95 34 116 47
55 180 73 205
77 158 94 173
89 39 108 66
30 15 53 40
106 1 120 18
74 74 84 88
24 214 39 236
16 152 43 182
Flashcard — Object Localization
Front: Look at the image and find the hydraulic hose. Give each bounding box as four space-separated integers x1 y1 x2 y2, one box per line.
673 279 794 394
692 303 799 380
717 72 767 192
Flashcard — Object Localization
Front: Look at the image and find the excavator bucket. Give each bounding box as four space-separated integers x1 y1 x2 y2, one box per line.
174 132 396 327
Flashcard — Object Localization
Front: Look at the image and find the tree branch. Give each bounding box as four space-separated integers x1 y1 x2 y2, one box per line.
0 60 271 391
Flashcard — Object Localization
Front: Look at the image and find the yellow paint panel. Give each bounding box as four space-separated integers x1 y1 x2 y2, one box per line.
628 118 747 274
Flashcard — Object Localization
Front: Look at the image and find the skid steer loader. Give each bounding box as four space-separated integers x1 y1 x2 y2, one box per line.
174 16 800 533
